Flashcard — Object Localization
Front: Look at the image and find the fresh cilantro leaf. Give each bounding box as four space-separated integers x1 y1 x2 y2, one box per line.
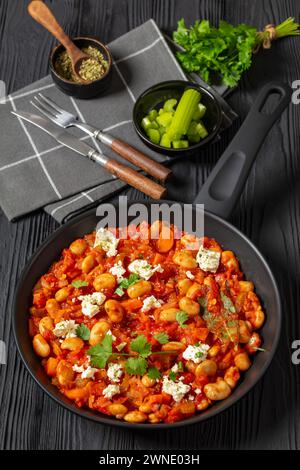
125 357 148 375
154 332 169 344
90 355 108 369
87 333 113 369
76 323 90 341
130 335 152 358
115 273 140 296
169 371 177 382
72 280 88 288
176 311 189 328
148 367 161 380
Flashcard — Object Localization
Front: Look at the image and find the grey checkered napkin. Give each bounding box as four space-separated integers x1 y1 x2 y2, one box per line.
0 19 189 222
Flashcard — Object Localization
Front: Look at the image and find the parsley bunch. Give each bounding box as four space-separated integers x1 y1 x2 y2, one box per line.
173 17 300 87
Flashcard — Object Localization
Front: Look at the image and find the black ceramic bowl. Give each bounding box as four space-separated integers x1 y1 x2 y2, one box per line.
133 80 222 156
49 37 112 99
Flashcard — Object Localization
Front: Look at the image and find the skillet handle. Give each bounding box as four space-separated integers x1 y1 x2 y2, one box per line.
193 82 292 219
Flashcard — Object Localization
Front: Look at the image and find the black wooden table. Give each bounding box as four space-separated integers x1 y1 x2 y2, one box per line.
1 0 300 450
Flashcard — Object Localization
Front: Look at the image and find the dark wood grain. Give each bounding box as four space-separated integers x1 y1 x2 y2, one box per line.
1 0 300 450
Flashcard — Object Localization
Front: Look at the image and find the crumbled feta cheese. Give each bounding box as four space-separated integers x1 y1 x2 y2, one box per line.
103 384 120 399
141 295 163 312
94 228 119 257
79 292 106 318
186 270 195 280
109 261 126 281
107 363 123 383
194 388 202 395
106 329 116 341
73 361 98 380
188 394 195 401
196 245 221 273
171 364 179 373
162 376 190 402
81 365 98 379
128 259 164 280
182 343 210 364
53 320 77 339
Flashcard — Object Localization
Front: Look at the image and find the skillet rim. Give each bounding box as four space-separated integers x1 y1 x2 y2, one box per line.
13 203 282 429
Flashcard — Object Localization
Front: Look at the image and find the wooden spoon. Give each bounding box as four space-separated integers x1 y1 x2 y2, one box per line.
28 0 92 83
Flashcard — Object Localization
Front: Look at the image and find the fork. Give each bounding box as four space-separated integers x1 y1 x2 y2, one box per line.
31 93 171 182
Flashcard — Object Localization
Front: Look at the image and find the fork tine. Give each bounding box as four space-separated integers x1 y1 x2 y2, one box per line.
38 93 70 115
33 95 59 118
30 100 61 126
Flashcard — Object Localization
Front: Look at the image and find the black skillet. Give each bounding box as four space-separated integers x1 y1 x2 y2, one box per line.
13 82 291 428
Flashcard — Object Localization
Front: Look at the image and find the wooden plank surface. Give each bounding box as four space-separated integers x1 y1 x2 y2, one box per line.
0 0 300 450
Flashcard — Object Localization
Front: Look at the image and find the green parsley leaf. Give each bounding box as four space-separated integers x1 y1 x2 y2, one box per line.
125 357 148 375
176 310 189 328
195 351 204 359
87 333 113 369
148 367 161 380
76 323 90 341
72 280 88 288
169 371 177 382
154 332 169 344
173 18 258 87
130 334 152 358
114 273 140 296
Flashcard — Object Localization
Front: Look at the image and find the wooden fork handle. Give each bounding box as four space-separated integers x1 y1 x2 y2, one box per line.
110 139 171 182
28 1 80 58
104 159 167 199
96 132 172 182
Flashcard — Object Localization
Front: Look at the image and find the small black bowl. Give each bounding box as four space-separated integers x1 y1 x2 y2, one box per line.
49 37 112 99
133 80 222 156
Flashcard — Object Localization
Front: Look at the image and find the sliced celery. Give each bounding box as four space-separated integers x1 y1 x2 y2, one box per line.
157 112 173 127
141 116 152 131
167 89 201 140
148 109 158 121
197 121 208 138
198 103 207 118
163 98 177 113
160 134 172 148
147 128 161 144
172 140 189 149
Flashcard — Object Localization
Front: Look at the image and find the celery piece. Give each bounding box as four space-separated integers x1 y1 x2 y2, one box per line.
192 103 207 121
160 134 172 148
187 121 201 143
148 109 158 121
157 112 173 128
163 98 177 113
198 103 206 118
197 121 208 138
158 108 164 115
147 128 161 144
167 89 201 140
158 126 166 137
150 120 159 130
172 140 189 149
141 116 152 131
